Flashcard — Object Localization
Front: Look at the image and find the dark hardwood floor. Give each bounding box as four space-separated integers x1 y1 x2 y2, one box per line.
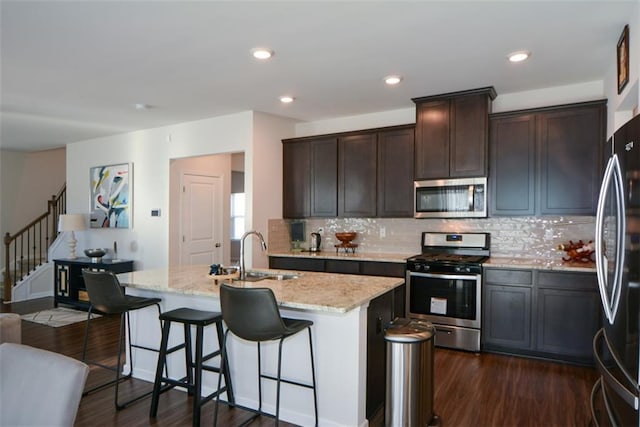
3 297 597 426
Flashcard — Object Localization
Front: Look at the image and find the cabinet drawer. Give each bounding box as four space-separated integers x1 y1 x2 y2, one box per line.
484 268 533 286
361 262 406 278
268 256 325 272
537 271 597 290
326 260 360 274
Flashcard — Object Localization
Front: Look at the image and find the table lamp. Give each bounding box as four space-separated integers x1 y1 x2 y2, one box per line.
58 214 86 259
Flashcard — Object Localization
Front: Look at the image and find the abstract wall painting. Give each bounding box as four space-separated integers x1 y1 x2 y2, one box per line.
89 163 131 228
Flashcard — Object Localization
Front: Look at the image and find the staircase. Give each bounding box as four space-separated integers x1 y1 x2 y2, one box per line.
2 185 66 302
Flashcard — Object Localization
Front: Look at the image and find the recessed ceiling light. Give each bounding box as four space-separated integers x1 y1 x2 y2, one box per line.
279 96 294 103
251 47 274 60
508 51 531 63
133 103 150 110
384 75 403 85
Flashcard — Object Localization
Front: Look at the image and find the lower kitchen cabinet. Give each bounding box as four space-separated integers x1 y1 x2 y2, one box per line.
482 267 600 364
54 258 134 310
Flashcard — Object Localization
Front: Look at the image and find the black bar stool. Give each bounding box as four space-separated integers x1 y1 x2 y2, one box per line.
81 269 163 409
149 307 234 427
215 283 318 427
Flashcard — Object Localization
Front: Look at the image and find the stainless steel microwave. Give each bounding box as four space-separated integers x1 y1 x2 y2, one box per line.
414 177 487 218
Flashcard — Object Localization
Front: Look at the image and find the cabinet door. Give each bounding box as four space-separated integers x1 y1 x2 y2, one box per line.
489 114 536 215
483 284 533 350
414 99 450 179
377 127 415 217
450 94 490 177
536 287 600 360
338 133 377 217
310 137 338 217
282 141 310 218
366 290 394 419
538 103 605 215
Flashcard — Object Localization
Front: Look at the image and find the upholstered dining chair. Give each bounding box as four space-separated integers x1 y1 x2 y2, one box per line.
0 342 89 426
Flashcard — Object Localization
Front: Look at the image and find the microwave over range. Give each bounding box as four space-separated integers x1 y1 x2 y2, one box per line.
414 177 487 219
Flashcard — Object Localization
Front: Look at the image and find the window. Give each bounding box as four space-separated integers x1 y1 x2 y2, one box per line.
231 193 245 240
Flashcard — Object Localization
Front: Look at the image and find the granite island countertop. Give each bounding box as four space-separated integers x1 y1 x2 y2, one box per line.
118 264 404 314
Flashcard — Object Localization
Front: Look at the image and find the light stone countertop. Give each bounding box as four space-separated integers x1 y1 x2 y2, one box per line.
484 257 596 273
118 264 404 314
268 251 414 263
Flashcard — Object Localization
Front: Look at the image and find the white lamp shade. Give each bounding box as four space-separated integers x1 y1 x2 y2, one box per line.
58 214 86 232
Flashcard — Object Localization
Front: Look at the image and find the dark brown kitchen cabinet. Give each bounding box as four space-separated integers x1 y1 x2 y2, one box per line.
377 126 415 217
538 104 606 215
483 269 533 351
283 140 310 218
282 136 337 218
366 290 394 419
413 87 496 180
483 267 600 364
283 124 414 218
489 100 606 216
535 271 601 360
338 133 377 217
489 114 536 215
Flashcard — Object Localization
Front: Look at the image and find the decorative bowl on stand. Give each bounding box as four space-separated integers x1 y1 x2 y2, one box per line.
335 232 358 254
84 248 107 262
335 232 357 244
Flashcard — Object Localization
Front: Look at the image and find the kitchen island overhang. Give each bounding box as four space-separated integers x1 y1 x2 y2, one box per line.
118 265 404 427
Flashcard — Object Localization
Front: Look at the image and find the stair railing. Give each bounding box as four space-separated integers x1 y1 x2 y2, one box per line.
3 185 66 301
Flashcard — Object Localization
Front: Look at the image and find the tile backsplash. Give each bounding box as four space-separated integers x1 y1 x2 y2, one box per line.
268 216 596 261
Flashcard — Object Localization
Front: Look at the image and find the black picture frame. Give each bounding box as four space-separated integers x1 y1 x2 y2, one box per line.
617 24 629 95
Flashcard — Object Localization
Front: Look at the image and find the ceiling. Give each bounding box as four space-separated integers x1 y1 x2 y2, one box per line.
1 0 636 152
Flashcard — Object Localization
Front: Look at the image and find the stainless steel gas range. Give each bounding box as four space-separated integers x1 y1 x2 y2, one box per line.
406 232 490 352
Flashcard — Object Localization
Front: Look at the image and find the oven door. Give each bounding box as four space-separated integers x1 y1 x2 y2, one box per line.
406 271 481 329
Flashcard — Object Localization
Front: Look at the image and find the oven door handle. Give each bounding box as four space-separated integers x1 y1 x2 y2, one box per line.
408 271 481 281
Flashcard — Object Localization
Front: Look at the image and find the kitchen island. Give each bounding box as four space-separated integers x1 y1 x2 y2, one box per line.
118 265 404 427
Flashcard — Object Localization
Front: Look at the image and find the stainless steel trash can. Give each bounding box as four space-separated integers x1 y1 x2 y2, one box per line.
384 318 440 427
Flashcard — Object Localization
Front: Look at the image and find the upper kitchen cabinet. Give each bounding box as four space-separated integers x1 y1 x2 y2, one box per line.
413 87 496 180
377 126 415 217
282 124 414 219
338 133 377 217
282 136 337 218
489 100 606 216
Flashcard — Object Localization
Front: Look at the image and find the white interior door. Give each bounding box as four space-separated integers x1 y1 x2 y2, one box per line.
180 174 223 265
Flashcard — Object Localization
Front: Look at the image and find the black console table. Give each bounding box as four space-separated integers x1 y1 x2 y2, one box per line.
53 258 134 310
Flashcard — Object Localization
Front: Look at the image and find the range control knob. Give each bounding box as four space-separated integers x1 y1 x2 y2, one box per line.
454 266 471 273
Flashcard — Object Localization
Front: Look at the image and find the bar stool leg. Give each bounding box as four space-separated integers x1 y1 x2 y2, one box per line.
213 329 230 427
275 338 285 427
150 319 172 417
257 341 263 414
215 321 235 405
192 325 204 427
308 327 318 427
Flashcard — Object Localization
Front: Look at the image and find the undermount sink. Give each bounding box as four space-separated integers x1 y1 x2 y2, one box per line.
236 271 299 282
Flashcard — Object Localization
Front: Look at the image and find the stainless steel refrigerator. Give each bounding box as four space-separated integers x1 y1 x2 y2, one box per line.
592 114 640 426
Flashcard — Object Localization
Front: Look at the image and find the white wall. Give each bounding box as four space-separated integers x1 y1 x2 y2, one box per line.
250 112 297 267
294 81 607 138
605 5 640 135
66 111 255 270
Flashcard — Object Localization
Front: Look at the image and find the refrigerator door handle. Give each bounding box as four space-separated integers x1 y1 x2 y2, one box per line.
595 154 626 324
593 329 639 410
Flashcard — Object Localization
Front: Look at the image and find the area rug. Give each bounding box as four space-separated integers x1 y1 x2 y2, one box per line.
21 307 100 327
